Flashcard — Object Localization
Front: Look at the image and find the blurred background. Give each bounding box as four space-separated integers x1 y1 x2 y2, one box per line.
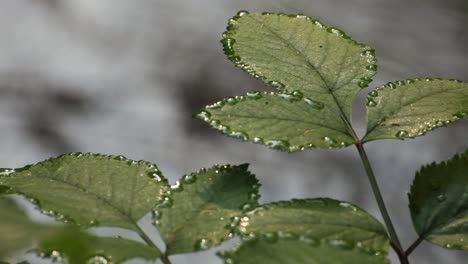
0 0 467 263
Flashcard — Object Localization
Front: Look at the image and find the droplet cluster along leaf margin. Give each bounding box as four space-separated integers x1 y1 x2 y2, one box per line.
0 153 168 232
234 198 389 253
218 234 390 264
196 92 356 151
222 11 377 121
364 78 468 142
409 149 468 250
154 164 261 254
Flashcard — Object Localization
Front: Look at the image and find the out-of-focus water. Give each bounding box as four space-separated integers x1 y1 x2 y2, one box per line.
0 0 467 263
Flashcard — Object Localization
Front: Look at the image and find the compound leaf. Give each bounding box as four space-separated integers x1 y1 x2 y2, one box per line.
197 92 356 151
0 153 168 232
235 198 389 253
364 79 468 142
218 234 389 264
155 164 260 254
222 11 377 120
409 149 468 249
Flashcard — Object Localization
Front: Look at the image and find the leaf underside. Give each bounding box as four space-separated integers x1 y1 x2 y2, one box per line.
409 149 468 249
218 235 390 264
197 92 356 151
237 198 389 253
222 11 377 120
155 164 260 254
364 79 468 142
0 153 169 232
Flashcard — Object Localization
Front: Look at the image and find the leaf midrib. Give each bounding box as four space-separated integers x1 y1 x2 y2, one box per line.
214 111 349 135
246 15 353 122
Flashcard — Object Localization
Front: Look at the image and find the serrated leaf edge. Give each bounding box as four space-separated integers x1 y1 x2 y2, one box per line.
364 78 467 142
195 91 355 152
222 11 377 112
0 152 169 228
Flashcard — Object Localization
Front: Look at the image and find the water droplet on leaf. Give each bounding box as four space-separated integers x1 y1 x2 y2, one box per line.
304 98 324 109
366 98 377 107
266 140 290 151
230 131 249 141
268 81 285 90
87 256 109 264
395 130 409 138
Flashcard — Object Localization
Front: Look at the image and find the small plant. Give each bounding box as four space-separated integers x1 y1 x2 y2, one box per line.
1 11 468 264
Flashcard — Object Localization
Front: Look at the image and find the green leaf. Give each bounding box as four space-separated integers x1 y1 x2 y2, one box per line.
197 92 356 151
39 235 161 263
155 164 260 254
0 153 169 232
222 11 377 120
218 234 390 264
0 197 45 259
235 198 389 253
0 197 89 262
409 149 468 249
364 79 468 142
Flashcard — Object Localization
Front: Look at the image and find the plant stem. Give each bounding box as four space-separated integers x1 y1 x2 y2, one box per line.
405 237 424 256
136 224 172 264
355 142 409 263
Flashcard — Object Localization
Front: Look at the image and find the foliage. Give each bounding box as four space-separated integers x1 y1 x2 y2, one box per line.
1 10 467 264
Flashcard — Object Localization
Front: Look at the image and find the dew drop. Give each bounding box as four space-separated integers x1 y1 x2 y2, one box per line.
0 169 15 177
221 38 236 52
237 10 250 17
158 197 173 208
338 202 358 212
249 192 260 201
152 210 162 220
230 131 249 141
313 20 324 27
266 140 290 151
170 181 183 192
436 194 447 202
182 174 196 184
49 250 63 262
323 136 337 145
327 27 345 37
395 130 409 138
253 137 264 144
88 219 100 226
366 65 377 71
304 98 324 109
196 110 211 120
268 81 285 90
87 255 109 264
226 97 238 105
246 91 262 99
195 238 212 250
240 203 253 211
387 82 397 89
360 49 375 58
300 235 320 246
278 92 302 102
207 101 225 109
329 240 354 250
366 98 377 107
368 91 379 97
358 81 368 88
453 112 466 119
